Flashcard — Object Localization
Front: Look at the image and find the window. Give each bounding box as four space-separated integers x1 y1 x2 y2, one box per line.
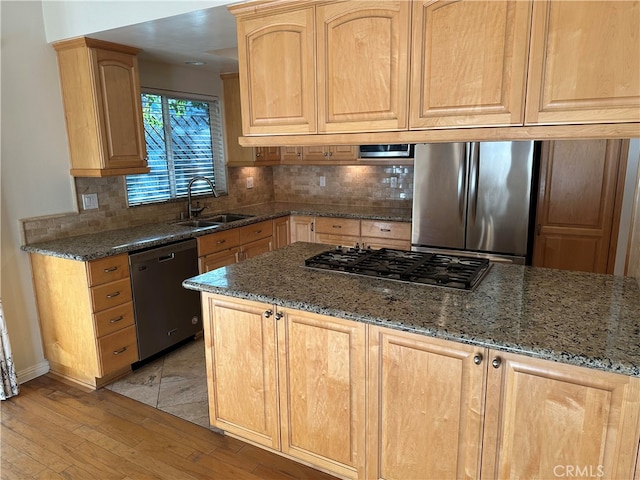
125 90 226 206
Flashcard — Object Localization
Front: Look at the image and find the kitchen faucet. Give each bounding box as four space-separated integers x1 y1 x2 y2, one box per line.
187 176 218 219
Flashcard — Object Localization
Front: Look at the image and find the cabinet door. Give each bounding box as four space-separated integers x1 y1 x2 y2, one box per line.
482 351 640 480
278 309 366 479
273 217 291 250
202 296 280 449
241 236 273 261
290 216 316 243
328 145 358 162
255 146 281 164
221 73 255 166
410 0 531 129
316 1 410 133
301 146 328 162
92 48 148 170
526 1 640 125
237 7 316 135
367 326 487 480
281 146 303 163
198 248 239 274
533 140 625 273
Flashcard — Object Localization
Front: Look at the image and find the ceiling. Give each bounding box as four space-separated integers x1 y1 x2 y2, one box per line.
88 3 240 73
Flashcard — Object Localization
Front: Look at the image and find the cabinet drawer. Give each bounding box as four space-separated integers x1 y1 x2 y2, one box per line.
238 220 273 243
94 302 135 338
315 217 360 236
198 228 241 257
361 237 411 251
315 233 360 248
361 221 411 240
98 325 139 375
90 278 132 313
199 248 240 273
87 254 129 287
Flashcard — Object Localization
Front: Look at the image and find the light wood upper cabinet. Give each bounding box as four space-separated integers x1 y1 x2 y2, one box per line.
481 350 640 479
367 326 486 479
236 7 317 135
316 1 411 133
221 73 255 166
526 1 640 125
53 37 149 177
410 0 531 129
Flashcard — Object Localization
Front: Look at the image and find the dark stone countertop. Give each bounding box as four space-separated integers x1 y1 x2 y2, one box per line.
21 202 412 261
183 242 640 378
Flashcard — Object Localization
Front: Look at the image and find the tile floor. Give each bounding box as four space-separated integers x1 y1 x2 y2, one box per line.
106 336 210 428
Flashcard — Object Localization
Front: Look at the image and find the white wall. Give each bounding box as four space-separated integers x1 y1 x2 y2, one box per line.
1 0 78 381
42 0 228 43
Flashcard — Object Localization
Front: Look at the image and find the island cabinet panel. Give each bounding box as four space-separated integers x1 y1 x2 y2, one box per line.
409 0 531 129
278 310 366 479
202 296 280 450
481 351 640 480
367 326 487 480
316 1 410 133
237 7 317 135
525 1 640 125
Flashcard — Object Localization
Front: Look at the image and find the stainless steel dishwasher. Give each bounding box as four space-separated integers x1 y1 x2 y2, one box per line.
129 239 201 361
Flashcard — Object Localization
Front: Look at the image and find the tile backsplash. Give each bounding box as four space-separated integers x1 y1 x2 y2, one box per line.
22 164 412 244
272 164 413 207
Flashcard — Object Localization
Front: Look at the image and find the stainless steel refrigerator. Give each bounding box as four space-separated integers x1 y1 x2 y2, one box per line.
411 141 535 264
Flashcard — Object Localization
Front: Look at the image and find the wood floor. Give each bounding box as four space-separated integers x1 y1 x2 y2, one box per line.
1 375 338 480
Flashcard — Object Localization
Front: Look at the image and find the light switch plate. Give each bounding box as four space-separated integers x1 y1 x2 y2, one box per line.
320 176 326 187
246 177 254 189
81 193 98 210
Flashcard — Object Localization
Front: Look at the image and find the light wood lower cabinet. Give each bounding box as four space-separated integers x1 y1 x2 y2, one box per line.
313 217 412 250
273 216 291 249
290 215 316 243
30 253 139 389
201 297 640 479
202 295 366 479
367 326 486 479
482 350 640 480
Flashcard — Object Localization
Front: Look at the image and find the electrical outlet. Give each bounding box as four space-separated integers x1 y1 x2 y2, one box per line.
390 177 398 188
81 193 98 210
319 176 326 187
246 176 254 189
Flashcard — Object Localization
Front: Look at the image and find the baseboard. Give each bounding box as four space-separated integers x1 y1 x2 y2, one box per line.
17 360 50 384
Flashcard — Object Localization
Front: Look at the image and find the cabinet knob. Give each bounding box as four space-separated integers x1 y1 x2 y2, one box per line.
275 312 284 321
492 357 502 369
264 310 273 318
473 354 483 365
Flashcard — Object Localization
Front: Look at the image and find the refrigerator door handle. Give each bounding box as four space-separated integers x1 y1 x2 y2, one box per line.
457 146 468 222
468 142 480 224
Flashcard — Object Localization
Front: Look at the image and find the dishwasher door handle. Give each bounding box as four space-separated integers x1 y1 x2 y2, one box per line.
158 253 175 262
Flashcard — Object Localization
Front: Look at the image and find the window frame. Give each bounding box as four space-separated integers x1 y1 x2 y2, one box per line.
125 87 227 207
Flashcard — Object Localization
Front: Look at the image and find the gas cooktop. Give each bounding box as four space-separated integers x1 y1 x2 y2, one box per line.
304 247 491 291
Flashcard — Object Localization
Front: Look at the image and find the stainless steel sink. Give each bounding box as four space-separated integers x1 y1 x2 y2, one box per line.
175 219 222 228
204 213 254 223
175 213 254 228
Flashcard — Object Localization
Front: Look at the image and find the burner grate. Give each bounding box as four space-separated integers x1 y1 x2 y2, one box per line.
304 247 491 290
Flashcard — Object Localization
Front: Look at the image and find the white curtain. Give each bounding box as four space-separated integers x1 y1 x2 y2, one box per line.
0 300 19 399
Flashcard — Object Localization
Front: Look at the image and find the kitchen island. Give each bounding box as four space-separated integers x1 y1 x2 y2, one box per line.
184 242 640 480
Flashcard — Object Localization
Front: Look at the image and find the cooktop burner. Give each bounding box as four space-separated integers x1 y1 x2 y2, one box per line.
304 247 491 291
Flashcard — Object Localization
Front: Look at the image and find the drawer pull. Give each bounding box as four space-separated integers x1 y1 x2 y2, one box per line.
103 266 118 273
216 239 226 245
113 347 127 355
381 228 391 232
254 229 262 234
106 291 121 299
109 315 124 324
332 225 342 229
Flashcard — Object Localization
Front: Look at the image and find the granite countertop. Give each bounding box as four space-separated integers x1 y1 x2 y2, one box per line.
183 242 640 378
21 202 412 261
